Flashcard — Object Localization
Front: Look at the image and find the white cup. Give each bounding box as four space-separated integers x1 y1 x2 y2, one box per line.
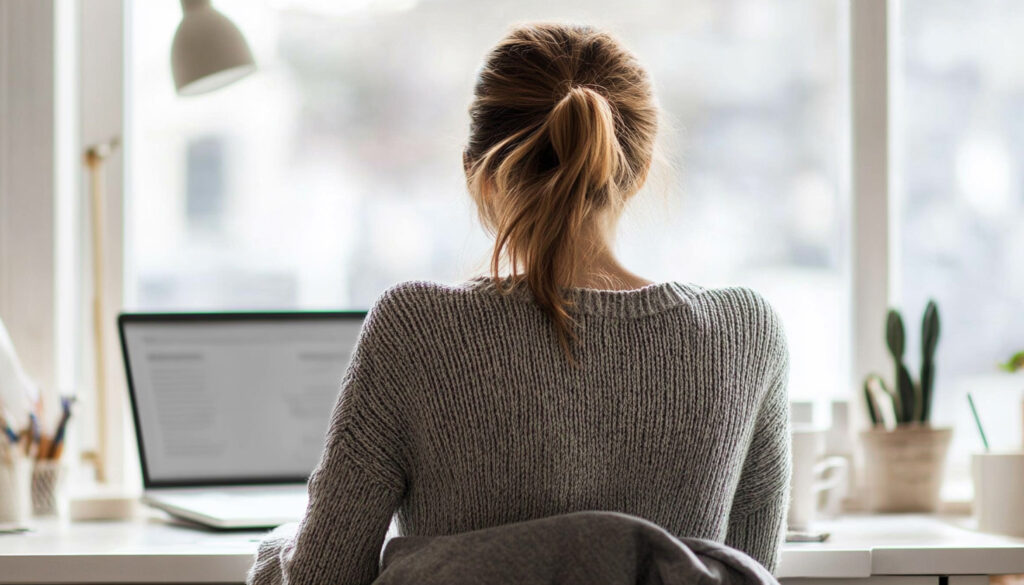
0 457 32 529
789 427 848 531
972 451 1024 537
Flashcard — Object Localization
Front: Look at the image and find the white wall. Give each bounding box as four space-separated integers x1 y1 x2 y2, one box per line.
0 0 58 393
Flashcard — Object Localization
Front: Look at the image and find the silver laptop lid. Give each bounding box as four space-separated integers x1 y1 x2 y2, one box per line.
119 312 365 489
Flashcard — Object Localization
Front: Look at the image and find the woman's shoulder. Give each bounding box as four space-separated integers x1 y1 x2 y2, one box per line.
682 284 786 344
681 284 789 391
685 284 778 317
369 279 483 314
364 280 444 326
363 279 487 337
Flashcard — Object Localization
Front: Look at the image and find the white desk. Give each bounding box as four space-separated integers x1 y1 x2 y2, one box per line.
779 515 1024 583
1 514 1022 584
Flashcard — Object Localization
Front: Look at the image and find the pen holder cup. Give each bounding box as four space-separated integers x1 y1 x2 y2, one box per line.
0 456 32 527
972 451 1024 537
31 460 69 518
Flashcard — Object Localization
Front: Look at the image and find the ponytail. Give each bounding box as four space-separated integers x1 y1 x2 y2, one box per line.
465 24 658 362
471 87 627 359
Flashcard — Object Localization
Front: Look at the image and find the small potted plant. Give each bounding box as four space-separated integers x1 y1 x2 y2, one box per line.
1001 350 1024 447
860 300 953 512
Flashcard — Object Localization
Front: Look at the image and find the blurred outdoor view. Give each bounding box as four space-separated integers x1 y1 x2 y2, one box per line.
899 0 1024 468
127 0 849 402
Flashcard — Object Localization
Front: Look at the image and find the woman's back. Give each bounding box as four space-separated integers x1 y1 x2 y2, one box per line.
353 279 786 558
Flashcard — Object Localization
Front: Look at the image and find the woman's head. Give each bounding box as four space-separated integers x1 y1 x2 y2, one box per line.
465 23 658 357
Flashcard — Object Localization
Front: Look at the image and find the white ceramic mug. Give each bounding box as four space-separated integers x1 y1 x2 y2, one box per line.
789 427 848 531
0 457 32 528
972 451 1024 537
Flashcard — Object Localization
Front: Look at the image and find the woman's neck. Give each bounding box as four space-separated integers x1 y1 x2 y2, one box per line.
569 243 654 291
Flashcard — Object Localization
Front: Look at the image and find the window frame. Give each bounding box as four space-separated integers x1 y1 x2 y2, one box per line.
80 0 135 489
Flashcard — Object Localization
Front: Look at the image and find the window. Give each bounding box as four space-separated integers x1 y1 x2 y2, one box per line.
899 0 1024 479
184 136 227 231
128 0 850 403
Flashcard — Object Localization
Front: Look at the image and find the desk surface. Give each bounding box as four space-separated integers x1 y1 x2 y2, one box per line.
1 514 1023 583
782 515 1024 578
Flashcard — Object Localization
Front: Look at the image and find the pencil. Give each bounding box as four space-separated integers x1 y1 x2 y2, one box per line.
37 436 52 461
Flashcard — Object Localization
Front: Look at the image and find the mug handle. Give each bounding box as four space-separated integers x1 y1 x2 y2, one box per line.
812 456 849 494
812 456 849 517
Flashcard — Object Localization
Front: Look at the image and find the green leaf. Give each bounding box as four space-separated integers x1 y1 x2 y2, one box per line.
921 300 940 361
918 301 940 424
896 364 916 424
863 377 881 426
876 375 902 424
886 309 906 360
1001 350 1024 373
920 361 934 423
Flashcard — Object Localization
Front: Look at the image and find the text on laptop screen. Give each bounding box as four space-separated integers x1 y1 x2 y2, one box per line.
122 316 363 484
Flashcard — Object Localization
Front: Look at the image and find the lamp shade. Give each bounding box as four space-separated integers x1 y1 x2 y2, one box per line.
171 0 256 96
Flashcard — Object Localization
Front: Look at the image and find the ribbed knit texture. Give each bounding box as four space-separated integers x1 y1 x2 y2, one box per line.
247 278 791 585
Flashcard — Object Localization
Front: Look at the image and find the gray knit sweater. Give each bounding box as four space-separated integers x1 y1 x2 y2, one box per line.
247 278 791 584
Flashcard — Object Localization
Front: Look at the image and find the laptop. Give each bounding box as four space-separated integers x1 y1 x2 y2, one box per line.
119 311 366 529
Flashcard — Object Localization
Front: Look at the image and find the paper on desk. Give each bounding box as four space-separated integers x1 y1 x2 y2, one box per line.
0 315 36 421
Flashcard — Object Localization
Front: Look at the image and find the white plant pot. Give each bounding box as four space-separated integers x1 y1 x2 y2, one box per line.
860 426 952 513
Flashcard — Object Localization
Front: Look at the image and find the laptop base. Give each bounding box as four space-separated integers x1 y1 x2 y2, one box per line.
143 485 308 530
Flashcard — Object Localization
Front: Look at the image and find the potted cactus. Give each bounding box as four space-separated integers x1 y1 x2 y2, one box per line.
860 300 953 512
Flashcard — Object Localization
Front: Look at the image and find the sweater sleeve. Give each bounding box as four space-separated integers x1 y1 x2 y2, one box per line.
724 312 791 574
247 291 412 585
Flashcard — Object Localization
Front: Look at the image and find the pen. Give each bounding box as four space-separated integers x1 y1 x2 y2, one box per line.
2 420 20 464
48 396 75 460
29 412 39 453
2 422 18 444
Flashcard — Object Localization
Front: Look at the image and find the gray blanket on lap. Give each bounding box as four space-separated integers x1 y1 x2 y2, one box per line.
374 511 779 585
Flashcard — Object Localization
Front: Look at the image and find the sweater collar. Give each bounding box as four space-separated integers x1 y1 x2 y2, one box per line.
464 276 699 318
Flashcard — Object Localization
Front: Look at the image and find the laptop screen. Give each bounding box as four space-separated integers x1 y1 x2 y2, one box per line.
119 313 365 487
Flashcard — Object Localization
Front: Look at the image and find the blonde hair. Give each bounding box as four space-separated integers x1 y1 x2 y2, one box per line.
464 23 658 359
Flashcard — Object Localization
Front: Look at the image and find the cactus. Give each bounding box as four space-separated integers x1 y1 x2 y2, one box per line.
865 301 941 427
886 309 918 424
919 300 940 422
